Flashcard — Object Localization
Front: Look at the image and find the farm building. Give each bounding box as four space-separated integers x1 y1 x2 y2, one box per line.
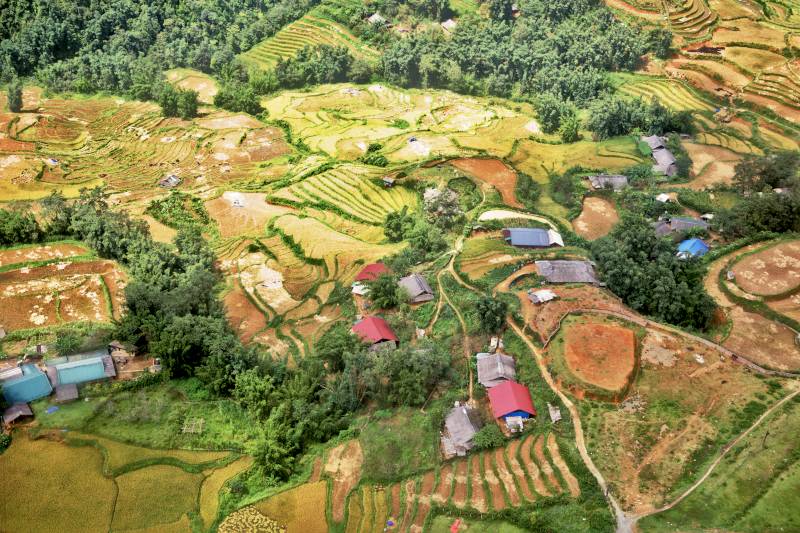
2 403 33 428
352 316 399 349
477 353 516 388
655 193 671 203
641 135 678 177
535 260 599 284
654 216 709 237
441 403 481 458
677 238 710 259
46 349 117 388
528 289 557 304
441 19 457 33
488 380 536 430
398 273 434 304
547 403 562 423
503 228 564 248
1 364 53 404
355 262 390 282
158 174 181 188
588 174 628 191
367 12 386 24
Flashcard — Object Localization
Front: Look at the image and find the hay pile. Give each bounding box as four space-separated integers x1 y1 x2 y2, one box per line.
218 507 286 533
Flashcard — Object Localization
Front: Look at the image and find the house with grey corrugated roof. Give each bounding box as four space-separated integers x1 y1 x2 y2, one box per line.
641 135 678 177
398 274 434 304
477 353 516 388
535 260 599 284
503 228 564 248
654 216 709 238
441 404 481 458
588 174 628 191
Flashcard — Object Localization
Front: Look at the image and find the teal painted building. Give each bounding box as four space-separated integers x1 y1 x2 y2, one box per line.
1 364 53 404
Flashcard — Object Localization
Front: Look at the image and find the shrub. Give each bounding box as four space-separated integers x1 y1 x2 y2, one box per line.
472 424 506 450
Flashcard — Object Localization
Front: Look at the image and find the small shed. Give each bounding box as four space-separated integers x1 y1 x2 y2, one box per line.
503 228 564 248
158 175 181 188
441 404 481 458
441 19 457 33
398 273 435 304
528 289 557 304
2 403 33 427
55 383 79 403
535 260 598 284
382 176 396 188
588 174 628 191
547 403 562 423
655 193 671 203
476 353 516 388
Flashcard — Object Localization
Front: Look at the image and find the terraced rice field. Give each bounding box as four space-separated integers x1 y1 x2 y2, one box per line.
241 14 379 70
618 78 715 111
341 433 577 532
668 0 718 40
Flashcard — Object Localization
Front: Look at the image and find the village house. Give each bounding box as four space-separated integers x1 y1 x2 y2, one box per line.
367 12 387 25
45 349 117 401
351 316 399 350
354 262 390 283
398 273 435 304
528 288 557 304
476 352 516 388
158 174 181 188
503 228 564 248
440 403 481 458
655 193 671 203
641 135 678 177
535 260 599 284
2 403 33 429
654 216 709 238
587 174 628 191
488 380 536 432
677 237 710 259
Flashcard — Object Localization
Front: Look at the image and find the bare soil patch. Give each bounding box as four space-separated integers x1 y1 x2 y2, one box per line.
469 454 487 512
0 243 88 267
197 113 264 130
223 284 267 343
411 472 436 530
683 143 740 189
482 452 506 510
433 464 453 503
493 447 521 506
546 434 580 497
572 197 619 240
533 436 562 493
732 240 800 296
206 192 292 238
451 158 521 208
324 440 364 523
564 321 637 392
641 330 678 367
390 483 401 520
452 460 468 507
506 438 535 501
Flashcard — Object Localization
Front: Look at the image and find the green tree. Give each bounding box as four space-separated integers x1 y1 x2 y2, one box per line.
314 322 362 372
213 83 264 115
476 296 508 332
368 273 402 308
559 113 580 143
472 424 505 449
176 89 199 120
54 332 82 356
7 78 22 112
535 93 567 134
384 207 414 242
0 209 41 245
489 0 514 20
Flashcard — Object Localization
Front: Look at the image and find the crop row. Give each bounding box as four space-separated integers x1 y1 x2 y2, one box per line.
619 79 715 111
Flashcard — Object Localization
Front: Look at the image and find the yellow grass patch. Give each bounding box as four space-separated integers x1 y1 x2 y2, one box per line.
0 434 116 533
724 47 787 73
112 465 203 530
254 481 328 532
200 456 254 529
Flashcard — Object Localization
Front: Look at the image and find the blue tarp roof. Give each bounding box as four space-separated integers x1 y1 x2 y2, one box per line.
505 228 550 247
678 238 709 257
2 365 52 404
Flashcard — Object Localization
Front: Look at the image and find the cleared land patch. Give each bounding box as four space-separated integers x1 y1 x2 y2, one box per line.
451 158 520 208
732 240 800 296
572 197 619 239
561 318 637 393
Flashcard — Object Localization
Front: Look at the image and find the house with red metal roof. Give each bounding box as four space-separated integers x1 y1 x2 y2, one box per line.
351 316 399 350
487 380 535 428
354 263 390 282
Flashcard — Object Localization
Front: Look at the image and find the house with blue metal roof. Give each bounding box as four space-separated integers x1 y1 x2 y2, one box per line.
46 350 116 388
503 228 564 248
1 364 53 404
677 238 709 259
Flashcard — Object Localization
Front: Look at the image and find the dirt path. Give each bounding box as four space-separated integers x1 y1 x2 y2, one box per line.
546 433 581 497
631 386 800 525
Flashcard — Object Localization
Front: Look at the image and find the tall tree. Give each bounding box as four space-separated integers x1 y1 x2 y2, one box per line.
7 77 22 112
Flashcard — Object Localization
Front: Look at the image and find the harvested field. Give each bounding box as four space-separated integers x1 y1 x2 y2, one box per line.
0 434 116 533
682 143 740 189
206 192 292 238
254 481 328 533
571 197 619 239
219 507 286 533
546 434 580 497
224 282 268 343
325 440 363 523
0 242 89 268
399 479 416 529
165 68 219 104
469 454 488 512
433 463 453 503
112 465 203 530
732 240 800 296
533 436 561 493
141 215 178 243
0 259 125 331
494 447 521 506
411 472 436 529
562 318 637 392
452 459 468 507
506 438 535 501
451 158 521 208
199 456 254 529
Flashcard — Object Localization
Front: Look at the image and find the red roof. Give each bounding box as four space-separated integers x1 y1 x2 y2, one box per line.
355 263 390 282
352 316 399 344
487 380 536 418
